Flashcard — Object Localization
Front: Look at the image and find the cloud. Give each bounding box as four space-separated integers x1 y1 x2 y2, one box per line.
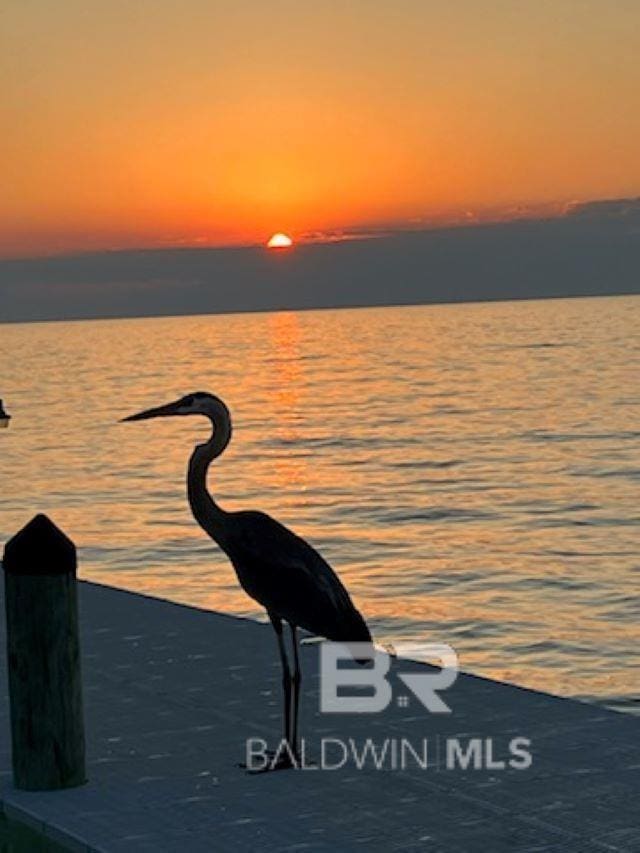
564 196 640 223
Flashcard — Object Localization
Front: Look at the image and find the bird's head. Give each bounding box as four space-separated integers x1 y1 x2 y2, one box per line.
121 391 229 424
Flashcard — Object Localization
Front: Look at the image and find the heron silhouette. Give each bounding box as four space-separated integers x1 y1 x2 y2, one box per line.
122 392 371 769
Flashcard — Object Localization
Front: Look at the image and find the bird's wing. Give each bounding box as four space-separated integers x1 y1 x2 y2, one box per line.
226 510 370 642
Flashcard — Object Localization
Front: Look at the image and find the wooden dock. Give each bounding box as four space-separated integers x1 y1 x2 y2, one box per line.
1 581 639 852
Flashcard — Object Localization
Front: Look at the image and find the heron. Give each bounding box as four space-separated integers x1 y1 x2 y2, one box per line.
122 391 371 769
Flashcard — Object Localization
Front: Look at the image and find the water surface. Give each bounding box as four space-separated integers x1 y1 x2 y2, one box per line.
1 296 638 713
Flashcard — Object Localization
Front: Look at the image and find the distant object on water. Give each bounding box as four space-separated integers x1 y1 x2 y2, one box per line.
0 400 10 428
122 391 372 770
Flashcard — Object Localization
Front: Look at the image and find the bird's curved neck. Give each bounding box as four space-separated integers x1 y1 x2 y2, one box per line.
187 413 231 545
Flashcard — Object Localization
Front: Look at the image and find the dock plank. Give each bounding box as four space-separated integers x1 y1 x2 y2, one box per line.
1 581 638 852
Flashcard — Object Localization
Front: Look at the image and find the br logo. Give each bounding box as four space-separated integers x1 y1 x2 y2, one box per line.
320 643 459 714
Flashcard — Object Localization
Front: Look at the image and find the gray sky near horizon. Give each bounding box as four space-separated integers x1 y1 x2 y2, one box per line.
1 198 639 324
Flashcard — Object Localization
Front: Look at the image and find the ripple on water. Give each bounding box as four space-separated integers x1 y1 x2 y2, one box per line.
1 296 639 714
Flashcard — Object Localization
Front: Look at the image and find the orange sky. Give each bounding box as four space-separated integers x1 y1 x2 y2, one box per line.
2 0 640 258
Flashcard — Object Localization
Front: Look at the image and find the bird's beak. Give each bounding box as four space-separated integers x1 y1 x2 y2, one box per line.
120 401 182 422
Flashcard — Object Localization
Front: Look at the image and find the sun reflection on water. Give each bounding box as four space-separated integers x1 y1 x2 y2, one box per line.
1 296 639 712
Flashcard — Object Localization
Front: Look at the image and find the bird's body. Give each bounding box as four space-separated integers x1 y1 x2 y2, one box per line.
183 405 370 644
221 509 370 643
123 391 371 768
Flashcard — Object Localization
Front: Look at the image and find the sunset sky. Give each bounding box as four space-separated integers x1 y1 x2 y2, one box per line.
2 0 640 257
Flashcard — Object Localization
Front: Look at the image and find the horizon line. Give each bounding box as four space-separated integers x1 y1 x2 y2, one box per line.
1 291 636 330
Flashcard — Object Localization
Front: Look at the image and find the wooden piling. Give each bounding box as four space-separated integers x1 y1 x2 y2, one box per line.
2 514 86 791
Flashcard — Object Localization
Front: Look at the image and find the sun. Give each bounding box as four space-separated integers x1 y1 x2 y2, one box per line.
267 232 293 249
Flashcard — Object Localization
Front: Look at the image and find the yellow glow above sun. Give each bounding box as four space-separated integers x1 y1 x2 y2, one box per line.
267 233 293 249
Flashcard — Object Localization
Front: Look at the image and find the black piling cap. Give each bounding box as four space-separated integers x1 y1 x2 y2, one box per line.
3 514 77 576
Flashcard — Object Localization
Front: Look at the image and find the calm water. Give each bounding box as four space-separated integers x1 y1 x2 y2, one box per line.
1 297 639 713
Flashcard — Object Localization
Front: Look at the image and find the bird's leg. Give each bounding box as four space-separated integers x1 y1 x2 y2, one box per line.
290 623 302 760
270 612 295 763
243 615 297 773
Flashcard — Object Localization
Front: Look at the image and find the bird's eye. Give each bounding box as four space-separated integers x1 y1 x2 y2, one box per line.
182 394 195 407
